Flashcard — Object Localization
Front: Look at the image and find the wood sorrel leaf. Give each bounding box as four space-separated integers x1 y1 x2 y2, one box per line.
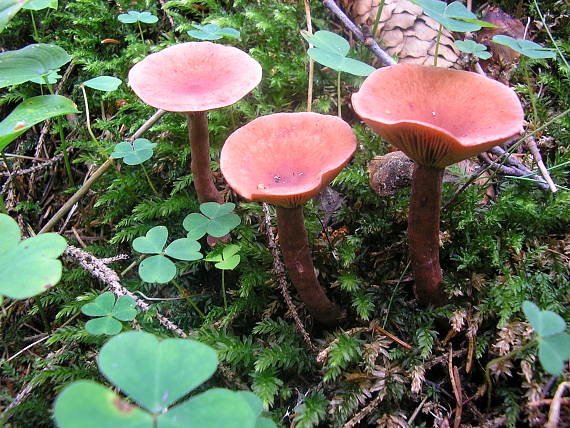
83 76 122 92
205 245 240 270
157 389 257 428
187 23 240 40
301 30 350 56
54 380 153 428
85 316 123 336
111 139 156 165
412 0 485 32
133 226 168 254
138 254 176 283
118 10 157 24
23 0 57 11
522 301 566 337
98 331 218 413
112 295 137 321
455 40 491 59
163 238 203 261
0 213 66 299
539 332 570 375
0 43 70 88
492 35 557 59
81 291 116 317
183 202 240 239
0 95 79 151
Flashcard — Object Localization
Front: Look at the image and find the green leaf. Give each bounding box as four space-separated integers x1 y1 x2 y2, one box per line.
0 95 79 151
118 10 157 24
133 226 168 254
157 389 257 428
98 331 218 413
0 0 32 32
454 40 491 59
0 43 70 88
111 139 156 165
83 76 122 92
85 316 123 335
237 391 264 416
29 70 61 85
539 333 570 375
205 245 241 270
187 23 240 40
81 291 116 317
54 381 153 428
412 0 483 32
522 301 566 337
23 0 57 10
138 255 176 283
301 30 350 56
492 35 557 59
0 213 66 299
255 417 277 428
164 238 203 261
112 295 137 321
307 48 375 76
183 202 240 239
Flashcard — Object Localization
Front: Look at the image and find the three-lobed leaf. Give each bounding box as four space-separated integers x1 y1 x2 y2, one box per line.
82 292 137 335
492 35 557 59
164 238 203 261
455 40 491 59
204 244 241 270
133 226 168 254
187 23 240 40
111 139 156 165
412 0 493 32
0 213 67 299
138 255 176 283
23 0 57 11
183 202 241 239
118 10 158 24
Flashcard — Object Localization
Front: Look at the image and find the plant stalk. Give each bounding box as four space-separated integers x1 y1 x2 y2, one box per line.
408 164 446 305
30 10 39 40
434 24 443 66
275 205 344 325
187 112 223 204
337 71 342 118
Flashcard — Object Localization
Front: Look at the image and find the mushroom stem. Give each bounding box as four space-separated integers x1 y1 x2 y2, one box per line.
187 112 223 204
408 164 446 306
276 205 344 325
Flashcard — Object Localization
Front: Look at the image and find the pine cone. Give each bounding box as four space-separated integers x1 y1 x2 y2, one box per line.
340 0 462 68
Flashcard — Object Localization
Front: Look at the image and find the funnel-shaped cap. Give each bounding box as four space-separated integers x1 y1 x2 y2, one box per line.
352 64 524 168
220 113 356 208
128 42 262 112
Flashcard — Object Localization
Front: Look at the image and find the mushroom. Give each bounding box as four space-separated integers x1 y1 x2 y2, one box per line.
129 42 262 203
220 112 357 325
352 64 524 305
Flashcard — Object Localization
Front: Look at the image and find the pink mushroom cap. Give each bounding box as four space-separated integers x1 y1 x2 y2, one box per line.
352 64 524 168
128 42 262 112
220 112 357 208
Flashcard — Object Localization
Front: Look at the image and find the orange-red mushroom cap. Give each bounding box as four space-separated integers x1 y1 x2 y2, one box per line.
220 112 357 208
128 42 262 112
352 64 524 168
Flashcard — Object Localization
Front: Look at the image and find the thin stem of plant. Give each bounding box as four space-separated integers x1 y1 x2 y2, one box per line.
221 269 227 309
33 296 50 333
171 279 205 318
304 0 314 112
370 0 387 42
533 0 570 69
137 21 145 44
337 71 342 117
434 24 443 66
30 10 39 40
140 163 159 196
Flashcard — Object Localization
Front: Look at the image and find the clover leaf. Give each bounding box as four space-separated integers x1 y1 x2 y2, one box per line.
301 30 375 76
492 35 557 59
117 10 158 24
455 40 491 59
187 23 240 40
133 226 202 283
81 292 137 335
53 331 276 428
83 76 122 92
522 301 570 375
204 244 241 270
111 138 156 165
0 213 67 299
183 202 241 239
412 0 495 32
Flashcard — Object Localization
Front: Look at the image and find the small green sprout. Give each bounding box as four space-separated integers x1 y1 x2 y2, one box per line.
117 10 158 43
111 138 157 165
523 301 570 374
205 244 241 271
133 226 202 283
81 291 137 335
53 331 275 427
492 35 557 59
455 40 491 60
187 23 240 40
0 213 67 299
183 202 241 240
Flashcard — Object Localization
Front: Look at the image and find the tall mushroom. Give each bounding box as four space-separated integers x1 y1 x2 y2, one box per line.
352 64 524 305
128 42 262 203
220 112 356 325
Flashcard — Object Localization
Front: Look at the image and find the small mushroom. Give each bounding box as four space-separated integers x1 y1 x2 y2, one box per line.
129 42 262 203
352 64 524 305
220 112 357 325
